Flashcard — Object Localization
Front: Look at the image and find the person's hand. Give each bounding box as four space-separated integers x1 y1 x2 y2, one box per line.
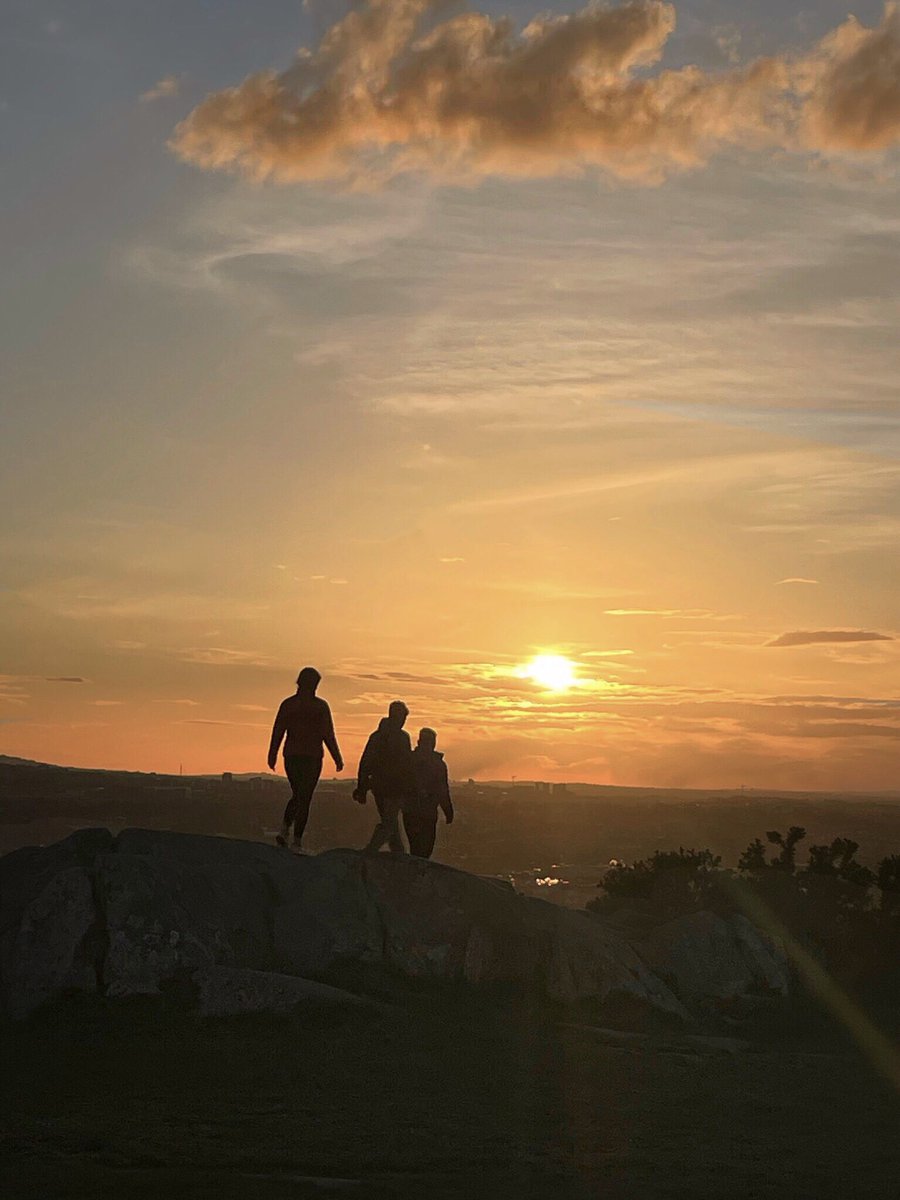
335 759 344 773
267 756 277 772
445 808 454 825
352 787 367 805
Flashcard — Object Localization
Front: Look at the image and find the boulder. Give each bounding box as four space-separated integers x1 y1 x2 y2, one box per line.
333 852 688 1018
0 830 788 1024
638 910 789 1008
0 827 112 941
99 851 273 997
271 855 385 979
2 865 101 1019
0 829 113 1019
192 966 375 1017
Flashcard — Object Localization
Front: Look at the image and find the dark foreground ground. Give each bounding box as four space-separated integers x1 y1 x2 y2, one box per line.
2 994 898 1200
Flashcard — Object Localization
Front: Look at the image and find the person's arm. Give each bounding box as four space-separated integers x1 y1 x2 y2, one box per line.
353 732 376 802
322 703 343 772
401 732 418 799
267 702 287 771
438 759 454 824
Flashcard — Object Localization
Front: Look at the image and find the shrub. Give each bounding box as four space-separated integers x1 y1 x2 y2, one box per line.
589 846 723 915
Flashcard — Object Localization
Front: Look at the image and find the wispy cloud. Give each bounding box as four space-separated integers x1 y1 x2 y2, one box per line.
776 578 819 585
179 647 275 668
181 718 267 728
768 629 894 647
141 75 181 103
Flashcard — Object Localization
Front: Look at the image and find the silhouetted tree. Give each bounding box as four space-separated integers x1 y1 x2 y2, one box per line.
737 838 767 873
877 855 900 912
766 827 806 872
807 838 874 888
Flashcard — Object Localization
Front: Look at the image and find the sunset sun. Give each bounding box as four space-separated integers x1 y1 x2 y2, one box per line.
522 654 577 692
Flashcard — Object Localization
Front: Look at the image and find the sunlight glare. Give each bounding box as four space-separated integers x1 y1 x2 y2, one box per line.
522 654 576 691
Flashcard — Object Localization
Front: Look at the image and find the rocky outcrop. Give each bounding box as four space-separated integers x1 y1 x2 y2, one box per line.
191 966 376 1017
638 911 790 1011
0 828 113 1020
0 830 789 1023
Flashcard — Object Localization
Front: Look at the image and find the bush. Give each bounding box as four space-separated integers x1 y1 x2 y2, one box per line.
589 846 723 916
589 828 900 1002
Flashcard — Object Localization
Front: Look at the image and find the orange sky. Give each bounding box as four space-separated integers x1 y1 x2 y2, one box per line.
2 1 899 790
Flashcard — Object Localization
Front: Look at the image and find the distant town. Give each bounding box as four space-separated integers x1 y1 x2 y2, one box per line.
4 754 900 909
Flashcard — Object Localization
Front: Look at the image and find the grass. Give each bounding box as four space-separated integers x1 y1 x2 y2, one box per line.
2 992 898 1198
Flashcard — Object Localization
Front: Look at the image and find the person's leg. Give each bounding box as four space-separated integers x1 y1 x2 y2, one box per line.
365 793 389 852
421 815 437 859
290 756 322 848
283 756 321 849
401 810 418 854
403 811 427 857
383 795 405 853
279 766 299 845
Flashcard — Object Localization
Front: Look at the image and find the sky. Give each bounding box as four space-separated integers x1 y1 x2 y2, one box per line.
1 0 899 790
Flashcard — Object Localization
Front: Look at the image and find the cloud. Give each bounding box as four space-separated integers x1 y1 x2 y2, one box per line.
181 718 268 728
775 578 819 585
171 1 900 188
802 3 900 152
768 629 895 647
141 75 181 103
179 647 275 667
45 676 85 683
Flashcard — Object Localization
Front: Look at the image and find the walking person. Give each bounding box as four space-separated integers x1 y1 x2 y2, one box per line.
405 727 454 858
267 667 343 853
353 701 415 853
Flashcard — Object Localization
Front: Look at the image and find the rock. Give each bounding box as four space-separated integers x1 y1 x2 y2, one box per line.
521 897 687 1016
333 852 688 1018
99 851 273 997
729 913 790 995
0 827 112 942
638 910 789 1008
192 966 374 1017
271 854 384 979
2 865 101 1019
1 829 113 1019
682 1033 753 1055
0 830 788 1024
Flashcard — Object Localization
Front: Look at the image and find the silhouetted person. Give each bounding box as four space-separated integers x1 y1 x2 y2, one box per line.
404 727 454 859
353 700 415 853
268 667 343 852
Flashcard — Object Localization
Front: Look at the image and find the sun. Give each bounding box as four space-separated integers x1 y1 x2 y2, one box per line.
522 654 577 691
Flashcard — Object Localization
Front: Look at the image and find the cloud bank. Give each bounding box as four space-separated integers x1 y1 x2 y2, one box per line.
171 0 900 186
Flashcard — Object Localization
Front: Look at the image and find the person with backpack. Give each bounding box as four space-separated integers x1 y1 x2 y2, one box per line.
267 666 343 853
353 700 416 853
404 727 454 859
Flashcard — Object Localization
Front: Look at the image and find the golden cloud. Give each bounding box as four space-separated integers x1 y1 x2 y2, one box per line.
170 0 900 186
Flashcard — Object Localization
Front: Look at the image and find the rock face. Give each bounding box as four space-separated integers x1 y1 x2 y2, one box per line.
192 966 375 1017
0 830 789 1022
638 911 790 1010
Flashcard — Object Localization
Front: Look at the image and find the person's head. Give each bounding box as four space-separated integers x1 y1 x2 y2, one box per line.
417 727 437 752
388 699 409 727
296 666 321 695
